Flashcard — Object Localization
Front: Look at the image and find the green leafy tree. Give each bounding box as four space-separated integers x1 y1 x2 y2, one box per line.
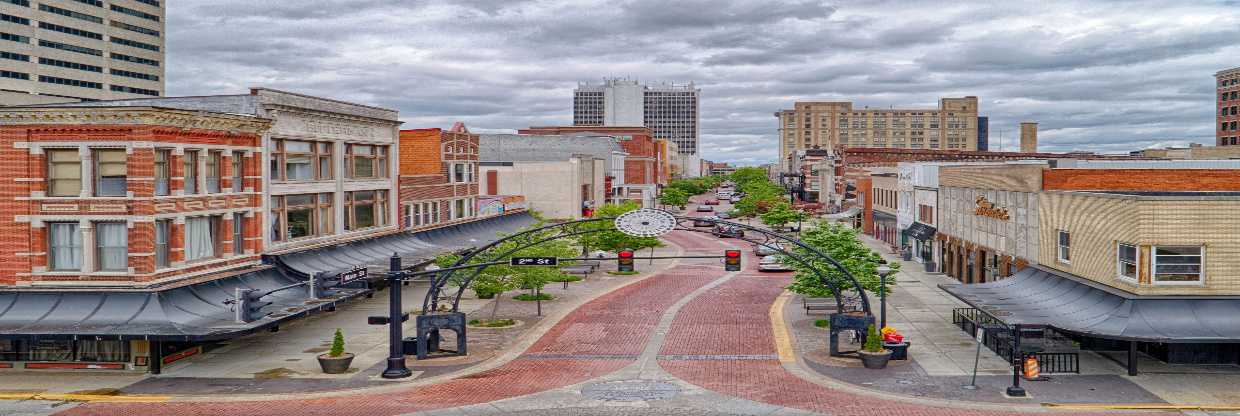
785 221 897 298
329 328 346 357
729 167 769 187
760 202 808 229
435 224 578 319
659 188 690 208
576 202 663 253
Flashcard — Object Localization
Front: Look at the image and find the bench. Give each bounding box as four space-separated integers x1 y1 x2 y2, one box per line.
803 297 836 315
558 261 602 288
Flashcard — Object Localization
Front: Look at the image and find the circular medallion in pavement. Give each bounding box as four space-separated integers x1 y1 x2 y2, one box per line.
580 379 681 402
614 209 677 237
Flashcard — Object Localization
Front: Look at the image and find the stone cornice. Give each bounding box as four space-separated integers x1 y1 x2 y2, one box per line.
0 107 274 134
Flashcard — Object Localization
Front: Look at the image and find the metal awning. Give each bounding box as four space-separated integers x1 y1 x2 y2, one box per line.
903 222 937 241
275 212 537 277
0 268 366 341
825 206 861 219
941 267 1240 343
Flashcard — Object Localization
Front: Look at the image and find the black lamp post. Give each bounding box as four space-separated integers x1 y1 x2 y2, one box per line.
382 254 412 379
877 264 895 330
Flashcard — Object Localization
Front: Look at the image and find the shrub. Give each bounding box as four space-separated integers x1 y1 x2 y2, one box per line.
329 328 345 357
813 319 830 328
862 324 883 353
513 293 554 301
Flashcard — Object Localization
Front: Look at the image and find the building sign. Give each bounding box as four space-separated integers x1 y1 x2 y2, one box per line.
974 196 1010 220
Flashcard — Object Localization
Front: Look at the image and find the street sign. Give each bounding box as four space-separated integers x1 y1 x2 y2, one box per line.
340 265 367 284
975 327 985 342
510 257 559 266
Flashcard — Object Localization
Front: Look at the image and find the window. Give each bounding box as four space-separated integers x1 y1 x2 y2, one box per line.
0 51 29 62
38 21 102 40
0 70 27 80
37 4 102 24
183 150 198 194
109 68 158 81
232 153 243 192
403 204 413 229
233 213 244 255
109 4 159 22
110 52 159 67
345 190 386 230
94 149 126 196
95 222 126 271
184 216 220 262
74 339 128 363
110 36 159 52
153 149 170 195
452 162 474 183
205 151 221 193
2 0 29 6
1153 246 1203 284
1 13 29 25
271 140 330 181
39 75 101 89
347 144 386 179
38 39 102 56
454 198 466 220
47 149 81 197
40 57 102 73
109 85 159 96
154 219 170 268
1117 243 1137 281
1056 230 1071 263
48 222 82 271
1 32 30 43
109 20 160 37
271 193 332 241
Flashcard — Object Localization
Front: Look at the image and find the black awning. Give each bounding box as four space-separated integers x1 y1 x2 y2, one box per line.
940 267 1240 343
275 212 537 277
904 222 937 241
0 268 367 341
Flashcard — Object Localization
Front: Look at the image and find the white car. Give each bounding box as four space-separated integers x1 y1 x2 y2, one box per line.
754 242 785 257
695 205 714 212
758 255 794 272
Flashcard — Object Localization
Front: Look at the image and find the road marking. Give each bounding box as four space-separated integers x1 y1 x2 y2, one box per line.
0 392 171 403
769 290 796 363
1043 403 1240 411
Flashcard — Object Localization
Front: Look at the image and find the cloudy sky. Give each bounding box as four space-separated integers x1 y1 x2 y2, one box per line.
168 0 1240 165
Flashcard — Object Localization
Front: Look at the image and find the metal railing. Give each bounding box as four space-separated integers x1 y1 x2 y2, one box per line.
1032 352 1080 374
952 307 1079 374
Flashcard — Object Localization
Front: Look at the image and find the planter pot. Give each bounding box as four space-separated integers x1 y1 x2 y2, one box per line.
317 353 354 374
884 341 910 360
858 349 892 369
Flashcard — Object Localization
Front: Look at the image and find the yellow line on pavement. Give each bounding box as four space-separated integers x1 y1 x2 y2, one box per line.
0 392 171 403
769 290 796 363
1043 403 1240 411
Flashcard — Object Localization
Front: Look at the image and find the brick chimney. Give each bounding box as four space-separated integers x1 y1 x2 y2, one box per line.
1020 122 1038 153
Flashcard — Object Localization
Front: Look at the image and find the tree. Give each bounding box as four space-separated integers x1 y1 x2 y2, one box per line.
760 202 807 229
659 188 689 208
434 223 578 320
730 167 769 187
784 221 897 299
576 202 663 253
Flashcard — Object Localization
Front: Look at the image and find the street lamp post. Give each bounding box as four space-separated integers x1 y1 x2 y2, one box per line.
877 264 895 330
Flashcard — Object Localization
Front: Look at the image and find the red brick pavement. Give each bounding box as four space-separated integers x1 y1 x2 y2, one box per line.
61 265 722 416
657 273 1162 416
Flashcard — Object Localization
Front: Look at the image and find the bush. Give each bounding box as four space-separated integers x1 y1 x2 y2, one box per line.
813 319 830 328
863 324 883 353
329 328 345 357
548 275 583 283
513 293 554 301
468 319 516 327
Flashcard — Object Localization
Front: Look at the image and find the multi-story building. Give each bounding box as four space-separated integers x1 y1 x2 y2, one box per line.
398 123 479 231
1217 67 1239 146
977 116 989 151
773 97 980 169
573 78 700 175
869 170 899 247
786 148 831 202
0 0 165 105
517 125 660 207
479 134 614 220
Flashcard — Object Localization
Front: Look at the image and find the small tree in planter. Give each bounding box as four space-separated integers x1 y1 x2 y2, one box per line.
318 328 354 374
858 324 892 369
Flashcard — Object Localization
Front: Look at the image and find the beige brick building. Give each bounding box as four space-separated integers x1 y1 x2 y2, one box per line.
774 96 979 166
0 0 164 105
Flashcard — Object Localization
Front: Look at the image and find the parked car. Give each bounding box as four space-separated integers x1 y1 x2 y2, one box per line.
693 216 718 227
729 195 742 203
712 225 745 238
754 242 785 256
717 211 733 219
758 255 794 272
704 199 721 205
695 205 714 213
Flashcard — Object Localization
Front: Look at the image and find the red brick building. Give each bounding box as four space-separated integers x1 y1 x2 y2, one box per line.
0 106 271 287
398 123 480 230
1217 67 1240 146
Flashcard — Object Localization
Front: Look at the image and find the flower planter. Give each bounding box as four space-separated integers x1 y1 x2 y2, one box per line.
884 341 910 360
858 349 892 369
317 353 354 374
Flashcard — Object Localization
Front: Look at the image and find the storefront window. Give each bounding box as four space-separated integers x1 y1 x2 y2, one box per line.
48 222 82 271
1117 243 1137 281
271 193 333 241
47 149 82 197
1153 246 1203 284
75 340 129 362
28 339 72 361
345 190 386 230
347 145 387 179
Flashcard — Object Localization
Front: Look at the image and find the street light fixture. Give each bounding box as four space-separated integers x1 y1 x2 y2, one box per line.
876 264 896 330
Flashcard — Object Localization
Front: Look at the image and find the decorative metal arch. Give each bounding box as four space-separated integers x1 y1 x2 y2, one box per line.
422 213 872 317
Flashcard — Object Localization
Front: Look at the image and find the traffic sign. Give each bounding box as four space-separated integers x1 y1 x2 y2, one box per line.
510 257 559 266
340 265 367 284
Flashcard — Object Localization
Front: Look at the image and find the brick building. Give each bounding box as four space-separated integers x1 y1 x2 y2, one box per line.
0 106 270 287
1217 66 1240 146
516 125 661 207
398 123 479 230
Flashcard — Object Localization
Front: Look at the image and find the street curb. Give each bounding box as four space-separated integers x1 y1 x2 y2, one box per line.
0 392 170 403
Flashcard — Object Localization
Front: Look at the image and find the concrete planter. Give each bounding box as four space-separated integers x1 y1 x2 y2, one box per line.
884 341 910 360
858 349 892 369
317 353 354 374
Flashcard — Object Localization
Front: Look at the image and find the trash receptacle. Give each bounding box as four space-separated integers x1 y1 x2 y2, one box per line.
885 341 910 360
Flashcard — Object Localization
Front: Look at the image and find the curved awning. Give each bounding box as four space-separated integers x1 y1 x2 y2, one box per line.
940 267 1240 343
275 212 538 277
0 268 366 341
825 206 862 219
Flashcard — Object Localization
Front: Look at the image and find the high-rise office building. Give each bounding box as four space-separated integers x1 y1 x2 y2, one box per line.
1218 67 1240 146
774 97 980 166
573 78 700 157
0 0 165 105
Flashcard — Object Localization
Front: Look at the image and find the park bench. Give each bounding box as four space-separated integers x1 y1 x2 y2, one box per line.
557 260 602 288
803 297 836 315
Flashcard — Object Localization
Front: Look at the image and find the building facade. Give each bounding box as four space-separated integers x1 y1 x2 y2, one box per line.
516 125 660 206
0 0 165 104
774 97 980 169
0 106 270 287
937 163 1046 284
398 123 479 231
573 78 700 171
1217 66 1239 146
869 171 899 248
976 116 988 151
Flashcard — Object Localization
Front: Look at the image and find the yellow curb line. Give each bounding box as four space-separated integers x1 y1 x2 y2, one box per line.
769 290 796 363
0 392 171 403
1043 403 1240 411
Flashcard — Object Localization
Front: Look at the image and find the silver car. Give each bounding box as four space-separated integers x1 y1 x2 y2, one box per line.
754 242 785 257
758 255 794 272
695 205 714 212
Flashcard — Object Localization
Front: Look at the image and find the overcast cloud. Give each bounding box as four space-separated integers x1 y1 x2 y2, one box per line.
168 0 1240 165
